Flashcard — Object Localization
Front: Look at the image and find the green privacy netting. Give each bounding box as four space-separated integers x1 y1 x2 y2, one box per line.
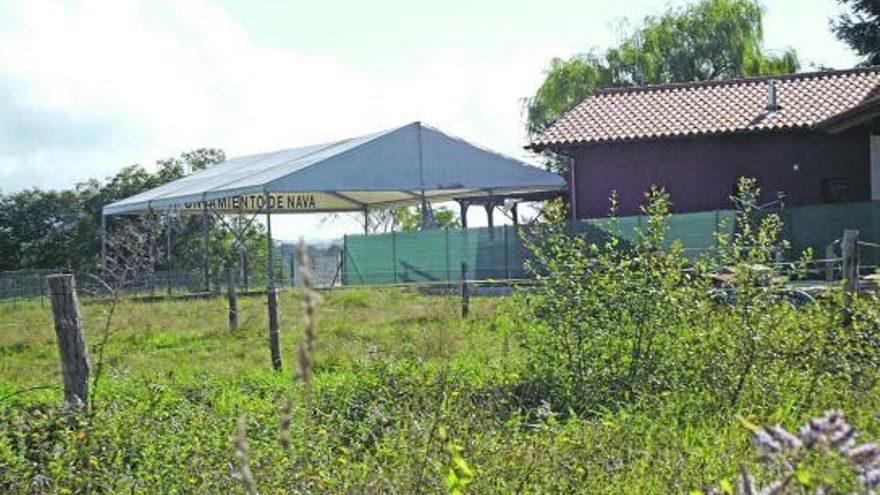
342 209 736 285
342 202 880 286
342 226 526 285
569 209 736 253
784 201 880 266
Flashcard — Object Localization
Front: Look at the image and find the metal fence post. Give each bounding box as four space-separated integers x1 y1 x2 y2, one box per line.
714 209 720 258
445 227 451 283
504 225 510 280
202 204 210 293
290 249 296 286
242 248 249 292
392 230 398 284
784 202 793 255
166 217 173 296
342 234 347 286
825 243 836 282
460 262 470 318
226 267 238 331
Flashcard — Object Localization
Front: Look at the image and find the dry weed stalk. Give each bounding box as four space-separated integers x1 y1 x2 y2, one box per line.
232 416 258 495
273 241 319 466
278 396 292 451
296 239 318 409
88 218 163 415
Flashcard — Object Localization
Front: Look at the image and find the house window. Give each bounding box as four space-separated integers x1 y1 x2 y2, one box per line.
821 177 849 203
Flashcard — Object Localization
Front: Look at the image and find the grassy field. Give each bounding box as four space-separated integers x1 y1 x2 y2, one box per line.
0 288 520 492
0 288 501 393
1 284 879 494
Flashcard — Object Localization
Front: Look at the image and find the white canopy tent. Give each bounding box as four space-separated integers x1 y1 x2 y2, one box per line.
103 121 565 216
102 122 564 371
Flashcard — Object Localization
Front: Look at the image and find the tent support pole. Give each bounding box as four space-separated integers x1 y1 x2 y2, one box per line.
166 215 173 296
265 192 282 371
363 206 369 235
458 200 469 229
420 193 428 230
202 203 210 293
148 207 157 297
485 202 495 240
416 122 427 230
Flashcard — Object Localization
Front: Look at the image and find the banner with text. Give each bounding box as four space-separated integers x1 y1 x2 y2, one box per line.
179 193 356 213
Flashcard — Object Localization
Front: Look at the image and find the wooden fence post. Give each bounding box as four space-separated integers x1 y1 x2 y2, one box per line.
47 274 90 410
226 267 239 331
265 194 282 371
842 229 859 293
268 288 281 369
825 243 835 282
460 262 470 318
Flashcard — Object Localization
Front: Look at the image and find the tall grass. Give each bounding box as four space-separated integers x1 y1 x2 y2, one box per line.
1 181 879 492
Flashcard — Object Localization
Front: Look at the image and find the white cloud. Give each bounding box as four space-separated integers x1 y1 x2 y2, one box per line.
0 0 558 239
0 0 863 240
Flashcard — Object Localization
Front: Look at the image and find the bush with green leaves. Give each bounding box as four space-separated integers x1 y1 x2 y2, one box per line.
511 178 880 415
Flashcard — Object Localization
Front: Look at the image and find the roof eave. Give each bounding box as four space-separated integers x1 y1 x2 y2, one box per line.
524 141 577 154
816 98 880 133
527 126 833 151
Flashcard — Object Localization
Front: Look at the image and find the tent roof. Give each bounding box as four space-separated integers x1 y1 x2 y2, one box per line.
103 122 565 215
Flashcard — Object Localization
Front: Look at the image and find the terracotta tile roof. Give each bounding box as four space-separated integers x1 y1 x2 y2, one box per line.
530 67 880 150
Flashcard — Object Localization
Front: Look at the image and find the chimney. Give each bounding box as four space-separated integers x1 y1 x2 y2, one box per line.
766 79 779 112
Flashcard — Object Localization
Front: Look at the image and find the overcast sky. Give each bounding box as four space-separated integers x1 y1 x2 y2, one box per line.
0 0 860 240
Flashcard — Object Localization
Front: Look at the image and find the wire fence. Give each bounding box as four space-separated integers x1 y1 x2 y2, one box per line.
6 201 880 301
0 242 343 303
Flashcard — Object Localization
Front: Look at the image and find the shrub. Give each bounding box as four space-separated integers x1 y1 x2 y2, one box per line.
510 178 880 415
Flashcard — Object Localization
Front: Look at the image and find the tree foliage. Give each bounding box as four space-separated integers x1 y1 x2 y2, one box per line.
832 0 880 65
359 205 460 234
391 205 460 232
525 0 800 172
0 149 233 273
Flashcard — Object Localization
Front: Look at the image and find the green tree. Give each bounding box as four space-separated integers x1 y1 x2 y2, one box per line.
525 0 799 173
525 54 614 137
0 189 82 270
356 205 460 233
832 0 880 65
0 148 230 272
393 205 460 232
181 148 227 173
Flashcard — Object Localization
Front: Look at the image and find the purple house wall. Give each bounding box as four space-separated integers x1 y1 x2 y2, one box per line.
569 129 871 218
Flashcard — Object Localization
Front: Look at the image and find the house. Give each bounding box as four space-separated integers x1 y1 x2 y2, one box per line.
529 67 880 218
